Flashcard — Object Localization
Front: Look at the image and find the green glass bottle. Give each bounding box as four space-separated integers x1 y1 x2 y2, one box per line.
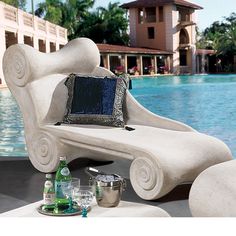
42 173 55 211
54 156 72 210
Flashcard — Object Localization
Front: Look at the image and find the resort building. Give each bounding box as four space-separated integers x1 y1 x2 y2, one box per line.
119 0 203 75
0 1 68 86
97 43 172 75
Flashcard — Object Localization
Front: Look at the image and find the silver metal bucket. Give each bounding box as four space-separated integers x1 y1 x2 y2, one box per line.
86 167 126 208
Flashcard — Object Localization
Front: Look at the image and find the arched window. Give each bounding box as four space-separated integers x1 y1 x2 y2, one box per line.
179 29 189 44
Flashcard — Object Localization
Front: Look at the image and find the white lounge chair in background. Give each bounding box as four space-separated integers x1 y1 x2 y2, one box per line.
3 38 233 200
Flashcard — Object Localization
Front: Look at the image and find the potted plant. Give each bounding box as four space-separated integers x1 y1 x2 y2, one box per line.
164 65 169 74
132 66 139 76
115 65 125 75
148 65 155 75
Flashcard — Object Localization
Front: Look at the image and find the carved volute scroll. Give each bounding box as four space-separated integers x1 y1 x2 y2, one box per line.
28 132 60 172
130 156 164 200
3 47 30 87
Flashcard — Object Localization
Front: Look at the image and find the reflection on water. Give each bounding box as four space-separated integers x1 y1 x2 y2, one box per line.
0 89 27 157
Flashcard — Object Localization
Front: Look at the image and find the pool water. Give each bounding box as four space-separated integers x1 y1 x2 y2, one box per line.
0 89 26 156
130 74 236 157
1 74 236 157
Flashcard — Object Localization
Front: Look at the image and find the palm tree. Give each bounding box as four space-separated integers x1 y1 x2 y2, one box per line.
35 0 95 38
76 2 129 45
75 11 106 42
35 0 63 25
196 13 236 72
61 0 95 38
97 2 129 45
34 1 129 44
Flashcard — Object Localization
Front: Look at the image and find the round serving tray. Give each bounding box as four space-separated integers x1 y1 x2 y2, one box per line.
37 204 91 217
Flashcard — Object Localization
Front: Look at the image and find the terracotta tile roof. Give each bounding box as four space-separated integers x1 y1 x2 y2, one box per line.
121 0 203 10
196 49 216 55
97 44 173 55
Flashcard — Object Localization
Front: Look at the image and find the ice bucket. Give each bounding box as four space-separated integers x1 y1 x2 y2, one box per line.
86 167 126 207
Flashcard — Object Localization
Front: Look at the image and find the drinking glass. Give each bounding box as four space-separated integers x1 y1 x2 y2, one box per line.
61 177 80 213
73 185 94 217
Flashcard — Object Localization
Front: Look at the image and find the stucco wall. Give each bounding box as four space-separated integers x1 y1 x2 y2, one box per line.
129 8 137 46
130 7 166 50
0 1 68 85
171 5 180 74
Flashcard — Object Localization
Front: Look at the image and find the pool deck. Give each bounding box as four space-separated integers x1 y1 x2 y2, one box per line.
0 157 191 217
130 73 174 79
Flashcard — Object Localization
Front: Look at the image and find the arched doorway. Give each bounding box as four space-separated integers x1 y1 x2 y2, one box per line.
179 29 190 72
179 29 189 44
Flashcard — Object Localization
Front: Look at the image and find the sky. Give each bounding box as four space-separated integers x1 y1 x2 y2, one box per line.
27 0 236 31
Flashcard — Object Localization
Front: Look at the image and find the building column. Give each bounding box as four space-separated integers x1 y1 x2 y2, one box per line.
201 54 206 74
198 55 201 73
17 31 24 44
33 36 39 50
107 54 110 71
55 42 60 51
196 55 199 74
55 26 60 51
154 56 158 74
0 27 6 85
17 9 24 44
166 56 171 73
206 56 209 73
173 51 179 75
32 15 39 51
45 21 50 53
137 55 143 75
45 39 50 53
191 45 196 74
124 54 128 73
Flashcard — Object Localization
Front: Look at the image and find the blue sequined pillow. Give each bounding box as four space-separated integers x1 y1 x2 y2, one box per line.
63 74 128 127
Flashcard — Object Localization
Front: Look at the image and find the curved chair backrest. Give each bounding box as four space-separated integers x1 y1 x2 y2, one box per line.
3 38 99 127
3 37 193 132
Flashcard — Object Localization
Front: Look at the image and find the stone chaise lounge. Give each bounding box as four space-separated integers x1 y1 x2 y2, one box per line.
3 38 233 200
189 160 236 217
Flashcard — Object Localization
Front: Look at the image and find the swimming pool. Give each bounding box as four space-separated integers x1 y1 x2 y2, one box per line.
131 74 236 157
1 74 236 157
0 89 26 156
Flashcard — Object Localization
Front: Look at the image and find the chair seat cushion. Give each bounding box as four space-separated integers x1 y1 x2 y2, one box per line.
63 74 128 127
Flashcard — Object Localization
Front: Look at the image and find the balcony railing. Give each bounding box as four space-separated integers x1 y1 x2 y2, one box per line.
179 14 191 22
0 1 67 41
59 28 66 38
178 21 196 27
38 19 46 32
4 5 17 22
178 12 196 27
146 15 156 23
23 13 33 27
49 24 56 35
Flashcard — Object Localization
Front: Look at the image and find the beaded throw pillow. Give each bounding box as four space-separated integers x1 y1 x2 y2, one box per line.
63 74 128 127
